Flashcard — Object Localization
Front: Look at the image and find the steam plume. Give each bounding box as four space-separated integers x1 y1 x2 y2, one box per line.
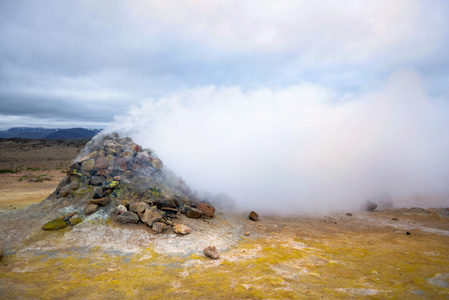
106 69 449 213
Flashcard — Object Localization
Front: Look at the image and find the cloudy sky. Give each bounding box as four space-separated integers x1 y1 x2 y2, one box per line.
0 0 448 130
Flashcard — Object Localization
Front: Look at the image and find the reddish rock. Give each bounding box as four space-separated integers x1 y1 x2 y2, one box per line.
152 222 167 233
85 203 99 215
89 197 110 206
196 202 215 218
96 169 111 176
249 211 259 221
203 245 220 259
124 170 133 177
94 156 108 170
113 176 122 181
129 202 150 213
173 224 191 235
114 157 127 171
186 207 202 219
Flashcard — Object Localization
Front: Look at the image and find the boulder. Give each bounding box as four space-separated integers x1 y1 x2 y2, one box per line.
89 197 110 206
363 201 378 211
152 222 167 233
69 181 79 190
173 224 191 235
90 176 105 186
116 211 139 224
141 208 163 227
94 156 108 170
81 158 95 172
249 211 259 221
59 185 72 197
42 217 68 230
203 245 220 259
196 202 215 218
114 157 127 171
85 203 99 215
186 207 202 219
129 202 150 213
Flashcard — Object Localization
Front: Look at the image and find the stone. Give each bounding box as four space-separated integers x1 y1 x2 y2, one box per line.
152 222 167 233
124 170 133 177
116 211 139 224
150 157 163 170
203 245 220 259
364 201 378 211
85 203 99 215
90 176 105 186
0 244 3 259
129 202 150 213
249 211 259 221
173 224 191 235
93 189 105 199
94 156 108 170
89 197 110 206
186 207 202 219
244 232 250 236
68 215 83 225
59 185 72 197
103 180 119 189
141 208 163 227
116 205 127 215
196 202 215 218
113 176 122 181
121 149 135 161
114 157 127 171
96 169 111 176
69 181 79 190
42 217 68 230
81 158 95 172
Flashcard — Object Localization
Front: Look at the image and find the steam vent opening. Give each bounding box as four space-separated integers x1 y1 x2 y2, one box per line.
47 133 215 230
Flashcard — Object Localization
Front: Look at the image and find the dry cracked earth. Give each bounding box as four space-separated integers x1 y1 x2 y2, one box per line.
0 138 448 299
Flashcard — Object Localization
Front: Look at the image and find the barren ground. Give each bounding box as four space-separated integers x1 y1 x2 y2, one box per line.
0 138 448 299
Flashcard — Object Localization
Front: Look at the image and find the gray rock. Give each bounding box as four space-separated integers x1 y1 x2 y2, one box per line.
203 245 220 259
116 211 139 224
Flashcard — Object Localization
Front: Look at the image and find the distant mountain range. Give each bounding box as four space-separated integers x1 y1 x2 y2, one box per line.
0 127 101 139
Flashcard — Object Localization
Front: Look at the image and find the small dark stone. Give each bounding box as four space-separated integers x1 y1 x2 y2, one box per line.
249 211 259 221
346 213 352 216
406 231 411 235
93 189 105 199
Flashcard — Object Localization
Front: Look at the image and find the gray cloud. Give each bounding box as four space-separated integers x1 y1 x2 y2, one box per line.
0 0 448 129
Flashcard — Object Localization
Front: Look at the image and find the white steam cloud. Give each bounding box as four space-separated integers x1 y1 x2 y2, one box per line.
107 69 449 213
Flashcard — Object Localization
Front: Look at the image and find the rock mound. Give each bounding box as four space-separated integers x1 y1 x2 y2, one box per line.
49 133 215 229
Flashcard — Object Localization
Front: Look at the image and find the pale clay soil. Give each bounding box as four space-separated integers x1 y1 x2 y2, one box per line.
0 139 448 299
